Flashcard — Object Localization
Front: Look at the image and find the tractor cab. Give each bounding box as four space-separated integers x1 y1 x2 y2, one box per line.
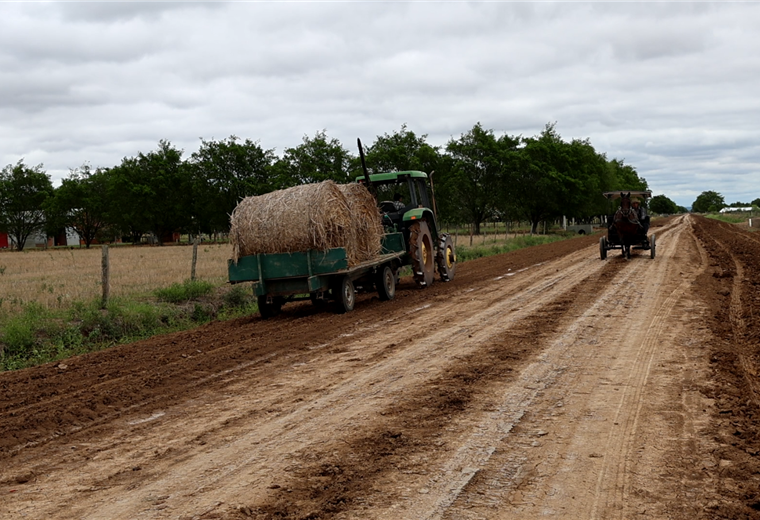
355 169 455 286
356 171 436 235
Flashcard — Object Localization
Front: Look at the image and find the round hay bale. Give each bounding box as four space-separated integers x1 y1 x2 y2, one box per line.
337 183 384 265
230 181 383 267
230 180 351 262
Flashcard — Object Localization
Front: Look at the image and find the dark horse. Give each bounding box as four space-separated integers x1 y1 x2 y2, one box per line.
613 192 642 258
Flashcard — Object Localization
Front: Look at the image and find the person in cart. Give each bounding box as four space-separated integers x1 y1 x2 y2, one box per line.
632 199 651 247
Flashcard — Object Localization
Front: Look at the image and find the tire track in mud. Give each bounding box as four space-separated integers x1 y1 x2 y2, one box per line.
590 218 692 520
689 216 760 518
427 216 695 520
242 254 623 519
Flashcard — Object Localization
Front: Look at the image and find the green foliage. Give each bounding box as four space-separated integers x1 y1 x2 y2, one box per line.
107 140 190 243
223 284 253 309
154 279 215 303
456 234 568 262
707 214 745 224
649 194 679 215
189 136 276 235
444 123 512 233
0 302 50 358
1 122 655 248
0 161 54 251
692 191 726 213
47 164 110 248
274 130 352 187
0 282 256 371
361 124 442 175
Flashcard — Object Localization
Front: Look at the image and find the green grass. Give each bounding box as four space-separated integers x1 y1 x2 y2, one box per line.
455 233 575 262
0 282 258 372
154 279 215 303
706 213 750 224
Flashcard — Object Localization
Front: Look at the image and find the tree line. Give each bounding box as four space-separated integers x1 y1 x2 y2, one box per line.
2 122 673 251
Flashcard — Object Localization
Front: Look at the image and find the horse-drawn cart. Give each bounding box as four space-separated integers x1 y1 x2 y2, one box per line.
600 191 656 260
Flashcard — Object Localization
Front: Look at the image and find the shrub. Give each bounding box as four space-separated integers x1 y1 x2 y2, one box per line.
223 285 252 309
0 303 51 358
154 279 215 303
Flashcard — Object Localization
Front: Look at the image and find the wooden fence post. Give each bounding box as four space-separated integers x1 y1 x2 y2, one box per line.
101 245 110 309
191 237 199 281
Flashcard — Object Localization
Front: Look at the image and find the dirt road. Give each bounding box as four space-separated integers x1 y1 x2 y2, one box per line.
2 215 759 519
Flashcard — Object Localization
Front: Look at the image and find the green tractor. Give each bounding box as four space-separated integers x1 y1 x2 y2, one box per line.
357 146 456 288
227 144 456 318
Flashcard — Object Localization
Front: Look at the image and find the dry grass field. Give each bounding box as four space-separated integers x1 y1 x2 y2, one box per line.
0 243 231 312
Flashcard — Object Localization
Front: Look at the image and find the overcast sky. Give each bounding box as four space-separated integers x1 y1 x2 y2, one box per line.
1 2 758 208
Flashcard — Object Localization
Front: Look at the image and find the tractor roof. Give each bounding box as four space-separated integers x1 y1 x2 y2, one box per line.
355 170 428 184
602 190 652 200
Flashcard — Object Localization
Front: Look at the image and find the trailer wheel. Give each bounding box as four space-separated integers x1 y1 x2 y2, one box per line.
257 295 282 319
335 276 356 313
376 265 396 301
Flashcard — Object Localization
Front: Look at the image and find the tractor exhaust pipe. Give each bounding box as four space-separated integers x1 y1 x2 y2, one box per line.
357 138 375 197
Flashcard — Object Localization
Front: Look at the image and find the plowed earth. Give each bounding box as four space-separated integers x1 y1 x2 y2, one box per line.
1 215 759 520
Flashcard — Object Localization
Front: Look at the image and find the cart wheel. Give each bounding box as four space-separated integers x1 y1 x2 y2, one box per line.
599 236 607 260
650 234 656 259
257 295 282 319
334 276 356 314
375 265 396 301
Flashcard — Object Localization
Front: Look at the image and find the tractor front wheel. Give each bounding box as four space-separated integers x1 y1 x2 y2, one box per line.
437 233 456 282
409 221 435 288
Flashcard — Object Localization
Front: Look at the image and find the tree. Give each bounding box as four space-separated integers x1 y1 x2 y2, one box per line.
362 124 441 175
274 131 352 187
189 136 276 234
107 140 191 244
606 159 648 192
507 123 606 233
691 191 725 213
752 197 760 207
649 194 679 215
444 123 513 234
47 165 109 248
0 161 54 251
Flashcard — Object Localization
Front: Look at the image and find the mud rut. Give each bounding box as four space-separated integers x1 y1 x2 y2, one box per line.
1 215 759 519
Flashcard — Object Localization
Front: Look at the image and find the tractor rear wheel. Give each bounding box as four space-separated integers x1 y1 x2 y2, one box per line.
437 233 456 282
257 295 283 319
409 221 435 288
375 265 396 301
334 275 356 314
650 234 656 259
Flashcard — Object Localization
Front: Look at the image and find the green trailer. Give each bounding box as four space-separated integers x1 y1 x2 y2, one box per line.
228 231 407 317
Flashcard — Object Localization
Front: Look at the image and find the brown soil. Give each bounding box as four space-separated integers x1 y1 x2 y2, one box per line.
1 215 758 519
